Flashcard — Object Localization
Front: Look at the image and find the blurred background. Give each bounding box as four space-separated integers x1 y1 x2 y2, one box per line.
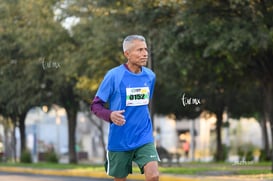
0 0 272 166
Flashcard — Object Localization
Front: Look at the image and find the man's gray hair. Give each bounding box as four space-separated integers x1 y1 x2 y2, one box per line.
122 35 146 52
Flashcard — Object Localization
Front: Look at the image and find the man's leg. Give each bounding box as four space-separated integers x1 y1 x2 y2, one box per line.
134 143 160 181
144 161 159 181
106 151 133 180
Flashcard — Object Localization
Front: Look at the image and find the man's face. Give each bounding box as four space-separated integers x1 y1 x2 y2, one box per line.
124 40 148 67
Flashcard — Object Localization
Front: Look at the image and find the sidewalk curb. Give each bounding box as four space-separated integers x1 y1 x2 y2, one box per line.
3 166 273 180
0 166 197 181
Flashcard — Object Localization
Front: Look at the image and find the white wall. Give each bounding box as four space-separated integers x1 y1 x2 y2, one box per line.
154 114 178 153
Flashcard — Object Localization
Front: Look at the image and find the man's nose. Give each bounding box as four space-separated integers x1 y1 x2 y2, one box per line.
143 50 148 57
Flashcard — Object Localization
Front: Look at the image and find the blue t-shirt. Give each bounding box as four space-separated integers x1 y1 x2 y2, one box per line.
96 64 156 151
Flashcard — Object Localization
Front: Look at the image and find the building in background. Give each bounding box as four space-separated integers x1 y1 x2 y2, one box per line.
25 106 68 162
175 111 264 162
2 107 266 164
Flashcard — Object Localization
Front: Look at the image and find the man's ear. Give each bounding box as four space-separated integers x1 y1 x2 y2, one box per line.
124 51 130 59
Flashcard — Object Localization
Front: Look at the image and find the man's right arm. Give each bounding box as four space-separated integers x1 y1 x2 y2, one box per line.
90 96 112 123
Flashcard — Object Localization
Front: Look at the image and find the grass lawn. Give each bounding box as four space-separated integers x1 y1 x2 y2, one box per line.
159 162 272 175
0 161 272 176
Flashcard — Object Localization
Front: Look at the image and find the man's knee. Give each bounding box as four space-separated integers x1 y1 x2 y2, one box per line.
144 161 159 181
146 171 159 181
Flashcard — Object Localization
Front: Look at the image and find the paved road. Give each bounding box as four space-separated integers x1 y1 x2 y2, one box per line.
0 172 138 181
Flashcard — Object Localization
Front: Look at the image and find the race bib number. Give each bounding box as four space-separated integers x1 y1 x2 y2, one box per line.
126 87 150 106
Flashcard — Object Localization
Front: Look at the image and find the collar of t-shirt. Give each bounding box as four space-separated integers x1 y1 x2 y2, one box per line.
123 63 142 73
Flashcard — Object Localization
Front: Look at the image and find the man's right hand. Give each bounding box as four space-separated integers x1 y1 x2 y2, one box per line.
110 110 126 126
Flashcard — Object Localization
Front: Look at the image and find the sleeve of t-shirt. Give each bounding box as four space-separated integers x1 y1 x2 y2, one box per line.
95 70 114 102
90 96 112 122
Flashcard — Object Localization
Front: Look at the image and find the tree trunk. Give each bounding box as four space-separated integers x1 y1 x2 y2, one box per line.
12 124 16 162
19 112 27 154
263 83 273 172
98 121 107 161
10 115 17 162
147 37 155 127
215 108 224 161
66 107 77 164
89 113 107 162
3 121 9 161
261 116 270 160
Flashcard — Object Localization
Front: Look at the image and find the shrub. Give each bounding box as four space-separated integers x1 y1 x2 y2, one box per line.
245 150 254 161
45 151 58 163
213 144 229 161
259 149 271 161
20 149 32 163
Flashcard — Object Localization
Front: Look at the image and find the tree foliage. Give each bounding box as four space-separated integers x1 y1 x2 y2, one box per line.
179 0 273 161
0 0 77 162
